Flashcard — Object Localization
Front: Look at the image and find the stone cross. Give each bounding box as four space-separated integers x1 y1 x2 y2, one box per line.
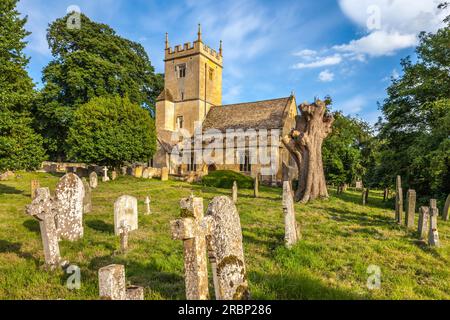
171 196 209 300
395 187 403 224
26 188 61 269
405 189 416 229
55 173 84 241
161 167 169 181
283 181 300 248
102 166 110 182
443 194 450 221
82 178 92 214
31 180 40 199
144 196 151 215
428 207 440 247
98 264 144 300
254 174 259 198
232 181 238 204
418 206 429 240
114 195 138 236
119 220 130 253
89 171 98 188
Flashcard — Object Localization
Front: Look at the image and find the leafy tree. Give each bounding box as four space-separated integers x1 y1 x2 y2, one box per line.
35 13 163 160
0 0 45 171
66 96 156 167
376 12 450 197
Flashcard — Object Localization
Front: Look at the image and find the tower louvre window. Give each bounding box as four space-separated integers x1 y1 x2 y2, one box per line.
176 116 184 129
177 64 186 78
209 67 214 81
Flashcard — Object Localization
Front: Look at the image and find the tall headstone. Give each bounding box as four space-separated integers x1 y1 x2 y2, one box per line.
171 196 209 300
55 173 84 241
283 181 300 248
102 167 110 182
395 187 403 224
428 207 440 247
232 181 238 204
443 194 450 221
26 188 61 269
204 196 250 300
89 171 98 189
405 189 416 229
114 195 138 236
418 206 429 240
82 178 92 214
98 264 144 300
161 167 169 181
31 180 40 199
254 174 259 198
144 196 151 215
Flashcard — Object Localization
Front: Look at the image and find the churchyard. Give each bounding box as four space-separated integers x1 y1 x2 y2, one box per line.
0 171 448 300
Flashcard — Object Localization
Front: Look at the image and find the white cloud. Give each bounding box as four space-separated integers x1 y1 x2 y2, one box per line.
292 54 342 69
293 49 317 57
338 95 366 114
318 70 334 82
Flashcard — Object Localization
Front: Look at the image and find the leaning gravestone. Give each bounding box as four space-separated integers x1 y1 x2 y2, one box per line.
31 180 40 199
89 171 98 189
114 195 138 236
26 188 62 269
405 189 416 229
98 264 144 300
55 173 84 241
283 181 300 248
428 207 440 247
418 206 429 240
443 194 450 221
82 178 92 214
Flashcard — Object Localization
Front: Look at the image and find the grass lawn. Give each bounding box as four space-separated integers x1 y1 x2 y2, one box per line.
0 172 449 300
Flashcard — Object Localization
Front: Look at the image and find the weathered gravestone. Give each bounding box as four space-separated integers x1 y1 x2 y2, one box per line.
418 206 429 240
98 264 144 300
121 166 127 176
118 221 130 253
82 178 92 214
430 199 437 210
144 196 151 215
395 187 403 224
102 167 110 182
232 181 238 204
428 207 440 247
405 189 416 229
283 181 300 248
89 171 98 189
355 181 363 190
443 194 450 221
170 195 250 300
142 168 150 179
114 195 138 236
161 167 169 181
134 166 143 178
55 173 84 241
26 188 62 269
111 171 117 181
254 174 259 198
31 180 40 199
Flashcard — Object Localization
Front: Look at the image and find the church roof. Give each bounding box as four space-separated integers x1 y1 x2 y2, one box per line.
156 88 174 102
203 96 293 132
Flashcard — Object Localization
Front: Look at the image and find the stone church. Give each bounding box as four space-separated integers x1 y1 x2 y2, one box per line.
153 26 297 185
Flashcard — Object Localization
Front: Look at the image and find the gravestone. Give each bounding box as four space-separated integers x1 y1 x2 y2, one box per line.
204 196 250 300
254 174 259 198
161 167 169 181
114 195 138 236
98 264 144 300
119 221 130 253
355 181 363 190
443 194 450 221
145 196 151 215
418 206 429 240
395 187 403 224
82 178 92 214
121 167 127 176
89 171 98 189
430 199 437 210
383 188 389 202
171 196 209 300
142 168 150 179
102 167 110 182
26 188 62 269
31 180 40 199
283 181 300 248
55 173 84 241
405 189 416 229
362 188 368 206
232 181 238 204
134 166 143 178
428 207 440 247
111 171 117 181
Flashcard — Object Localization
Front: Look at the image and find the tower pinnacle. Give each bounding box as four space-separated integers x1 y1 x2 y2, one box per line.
197 24 202 42
165 32 169 49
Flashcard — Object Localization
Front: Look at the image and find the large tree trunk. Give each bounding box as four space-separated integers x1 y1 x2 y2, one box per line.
282 100 334 203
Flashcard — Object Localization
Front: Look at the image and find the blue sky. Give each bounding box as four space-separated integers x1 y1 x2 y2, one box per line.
18 0 448 124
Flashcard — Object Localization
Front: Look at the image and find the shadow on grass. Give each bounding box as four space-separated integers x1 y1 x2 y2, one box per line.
86 220 114 234
333 191 392 210
23 219 40 234
327 207 399 231
0 239 40 266
0 184 23 195
249 270 364 300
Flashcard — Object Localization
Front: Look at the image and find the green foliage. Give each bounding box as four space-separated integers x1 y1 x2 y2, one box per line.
376 18 450 197
35 13 163 160
0 111 46 171
202 170 254 189
66 96 156 167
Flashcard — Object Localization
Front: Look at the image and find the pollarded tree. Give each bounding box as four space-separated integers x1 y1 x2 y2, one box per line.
282 100 334 203
66 96 156 168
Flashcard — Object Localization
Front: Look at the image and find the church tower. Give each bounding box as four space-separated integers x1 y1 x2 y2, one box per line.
156 25 223 135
